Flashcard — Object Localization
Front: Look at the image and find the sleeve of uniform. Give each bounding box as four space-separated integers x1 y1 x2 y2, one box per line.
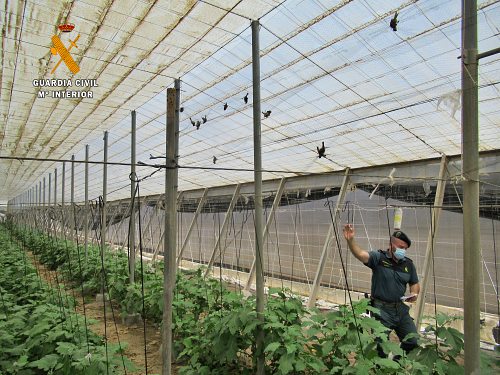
365 250 380 269
409 261 419 284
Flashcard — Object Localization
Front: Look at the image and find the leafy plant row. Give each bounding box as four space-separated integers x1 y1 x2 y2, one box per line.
0 224 135 374
8 224 498 374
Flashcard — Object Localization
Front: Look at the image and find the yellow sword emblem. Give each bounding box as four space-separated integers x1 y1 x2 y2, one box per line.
50 34 80 74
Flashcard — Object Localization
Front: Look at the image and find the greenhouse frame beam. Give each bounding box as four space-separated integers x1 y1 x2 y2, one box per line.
162 82 180 375
414 155 448 327
204 183 241 278
177 187 208 267
307 168 350 309
128 151 500 205
244 176 288 291
462 0 480 372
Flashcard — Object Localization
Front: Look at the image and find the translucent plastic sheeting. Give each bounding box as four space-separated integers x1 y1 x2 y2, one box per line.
1 0 500 203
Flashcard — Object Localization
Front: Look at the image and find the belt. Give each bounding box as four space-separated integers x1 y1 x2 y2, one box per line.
371 298 402 308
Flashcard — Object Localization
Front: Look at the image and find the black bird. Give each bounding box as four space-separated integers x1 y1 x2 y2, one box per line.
390 12 398 31
243 92 249 104
179 107 184 112
202 115 207 124
190 117 195 126
317 142 326 158
213 156 217 164
262 110 271 118
223 102 228 111
195 120 201 130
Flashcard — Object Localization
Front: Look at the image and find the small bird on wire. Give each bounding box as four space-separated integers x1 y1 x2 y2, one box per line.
195 120 201 130
262 110 272 118
202 115 207 124
213 156 217 164
223 102 228 111
190 117 195 126
317 142 326 158
390 12 399 31
243 92 249 104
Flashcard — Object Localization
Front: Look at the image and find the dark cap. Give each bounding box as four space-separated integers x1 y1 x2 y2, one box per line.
392 230 411 248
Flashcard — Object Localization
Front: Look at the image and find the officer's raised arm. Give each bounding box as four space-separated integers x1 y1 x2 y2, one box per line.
343 224 370 264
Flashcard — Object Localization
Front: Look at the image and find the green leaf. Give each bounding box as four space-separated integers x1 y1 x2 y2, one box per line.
264 342 281 353
56 341 77 355
278 353 294 374
285 343 296 354
374 357 400 370
29 353 60 371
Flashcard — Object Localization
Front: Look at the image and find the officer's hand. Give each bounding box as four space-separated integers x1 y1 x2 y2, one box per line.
343 224 355 241
406 294 418 303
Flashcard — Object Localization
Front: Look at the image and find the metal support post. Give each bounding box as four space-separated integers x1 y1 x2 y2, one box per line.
71 156 75 242
43 177 46 230
204 184 241 277
414 155 448 327
251 19 265 375
176 188 208 266
162 81 180 375
307 168 350 308
54 168 58 234
85 146 89 257
62 162 65 232
130 110 137 283
48 173 51 206
152 193 181 262
462 1 480 372
245 177 288 290
102 132 108 252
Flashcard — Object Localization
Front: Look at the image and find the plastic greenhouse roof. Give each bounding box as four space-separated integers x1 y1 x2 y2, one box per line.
1 0 499 203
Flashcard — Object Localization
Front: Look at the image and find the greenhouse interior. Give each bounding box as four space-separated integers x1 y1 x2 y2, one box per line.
1 0 499 374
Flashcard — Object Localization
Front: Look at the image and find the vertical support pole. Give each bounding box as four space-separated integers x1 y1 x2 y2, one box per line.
204 184 241 277
85 146 89 257
71 156 75 243
462 1 480 373
251 19 265 375
62 162 66 232
54 168 58 235
35 184 39 229
245 177 288 290
152 193 181 263
162 81 180 375
48 173 52 206
43 177 46 230
414 155 448 327
130 110 137 283
177 188 209 267
102 132 108 253
307 168 350 308
54 168 57 206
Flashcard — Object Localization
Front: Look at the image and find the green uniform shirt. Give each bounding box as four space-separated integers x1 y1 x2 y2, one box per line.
365 250 418 303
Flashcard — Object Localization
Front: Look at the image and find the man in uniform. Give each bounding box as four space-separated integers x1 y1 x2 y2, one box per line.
343 224 420 357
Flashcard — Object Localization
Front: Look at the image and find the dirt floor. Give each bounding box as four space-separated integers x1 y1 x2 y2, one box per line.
27 251 177 375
